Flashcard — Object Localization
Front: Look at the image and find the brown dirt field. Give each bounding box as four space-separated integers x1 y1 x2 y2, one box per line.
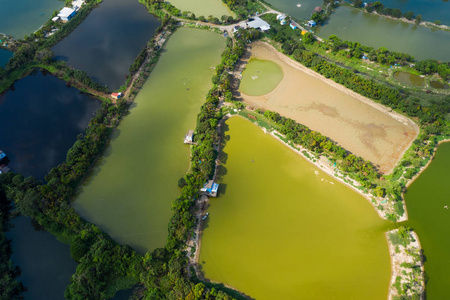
236 42 419 174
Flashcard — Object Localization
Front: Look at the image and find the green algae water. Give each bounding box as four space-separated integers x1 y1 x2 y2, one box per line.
404 142 450 299
316 7 450 61
200 117 392 299
263 0 322 20
167 0 233 17
74 28 224 254
393 71 425 87
239 58 284 96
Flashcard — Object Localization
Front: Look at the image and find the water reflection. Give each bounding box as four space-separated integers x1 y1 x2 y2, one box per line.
0 70 101 179
52 0 160 90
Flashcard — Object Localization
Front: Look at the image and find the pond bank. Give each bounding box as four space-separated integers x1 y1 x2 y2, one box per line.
195 116 392 299
236 41 419 176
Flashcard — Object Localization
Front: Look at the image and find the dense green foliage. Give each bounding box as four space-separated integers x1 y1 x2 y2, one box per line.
129 48 147 75
0 189 25 299
414 59 450 81
262 110 379 183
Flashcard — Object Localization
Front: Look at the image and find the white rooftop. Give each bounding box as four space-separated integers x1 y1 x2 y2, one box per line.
247 17 271 31
58 7 75 18
72 0 85 7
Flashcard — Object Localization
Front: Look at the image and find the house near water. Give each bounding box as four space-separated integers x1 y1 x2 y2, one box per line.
111 92 123 99
200 180 219 197
58 7 77 22
307 20 317 27
247 17 271 32
313 6 322 14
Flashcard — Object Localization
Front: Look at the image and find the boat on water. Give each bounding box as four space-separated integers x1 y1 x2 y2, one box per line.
202 212 209 221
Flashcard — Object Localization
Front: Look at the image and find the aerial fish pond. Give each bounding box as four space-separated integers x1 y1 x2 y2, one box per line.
74 28 225 253
199 117 393 299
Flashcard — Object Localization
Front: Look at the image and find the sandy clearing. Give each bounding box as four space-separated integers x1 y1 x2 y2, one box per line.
236 42 419 174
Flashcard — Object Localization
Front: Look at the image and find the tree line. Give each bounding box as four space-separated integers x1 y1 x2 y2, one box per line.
350 0 426 25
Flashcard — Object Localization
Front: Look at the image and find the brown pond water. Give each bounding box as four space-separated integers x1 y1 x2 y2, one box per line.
237 42 418 174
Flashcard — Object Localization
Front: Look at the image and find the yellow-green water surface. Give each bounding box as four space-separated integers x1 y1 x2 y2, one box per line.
74 28 224 254
239 58 284 96
393 71 425 87
167 0 233 17
404 142 450 298
200 117 392 299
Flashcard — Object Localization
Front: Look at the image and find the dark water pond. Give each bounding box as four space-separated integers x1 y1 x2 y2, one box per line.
0 48 13 67
52 0 160 90
7 216 77 299
0 70 100 180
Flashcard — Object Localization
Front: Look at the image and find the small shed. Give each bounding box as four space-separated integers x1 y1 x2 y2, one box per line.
58 7 76 22
52 16 60 22
276 14 285 21
111 92 123 99
308 20 317 27
290 23 297 30
184 130 194 144
301 30 308 35
280 19 287 25
313 6 322 14
200 180 219 197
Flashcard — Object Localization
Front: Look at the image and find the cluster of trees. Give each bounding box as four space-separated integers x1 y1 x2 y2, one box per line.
262 14 313 55
327 34 413 64
222 0 261 19
262 110 380 186
351 0 421 23
414 59 450 80
129 47 147 75
0 188 25 299
61 65 109 92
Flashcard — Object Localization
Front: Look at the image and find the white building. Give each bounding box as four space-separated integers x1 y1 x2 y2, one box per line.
247 17 271 32
58 7 76 22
